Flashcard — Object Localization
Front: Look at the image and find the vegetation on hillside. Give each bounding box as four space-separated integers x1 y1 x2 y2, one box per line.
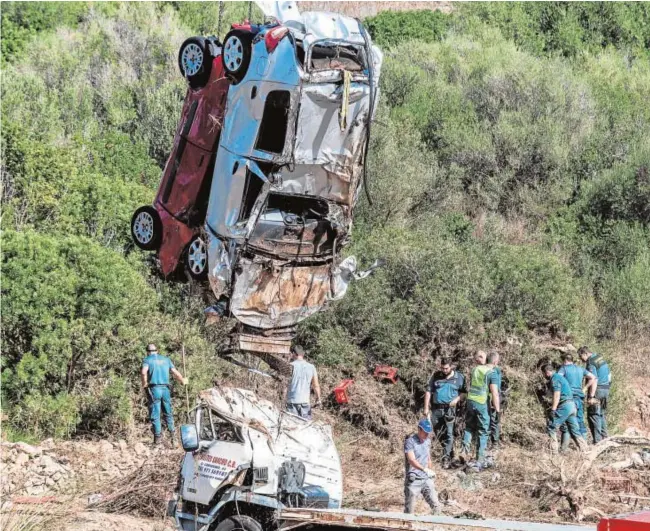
2 2 648 439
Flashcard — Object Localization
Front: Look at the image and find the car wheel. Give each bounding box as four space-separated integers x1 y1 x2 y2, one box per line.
131 206 162 251
185 235 208 280
222 31 253 83
178 37 212 88
214 515 262 531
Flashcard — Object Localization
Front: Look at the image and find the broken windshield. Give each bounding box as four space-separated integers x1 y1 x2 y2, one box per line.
309 41 366 72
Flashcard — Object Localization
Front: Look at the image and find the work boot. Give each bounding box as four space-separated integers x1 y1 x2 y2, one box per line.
441 456 451 470
153 433 162 446
169 431 178 449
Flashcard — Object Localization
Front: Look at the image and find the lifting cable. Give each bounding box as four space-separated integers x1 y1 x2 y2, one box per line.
217 0 225 40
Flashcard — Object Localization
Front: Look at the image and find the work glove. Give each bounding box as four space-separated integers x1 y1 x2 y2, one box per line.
182 377 189 386
424 468 436 479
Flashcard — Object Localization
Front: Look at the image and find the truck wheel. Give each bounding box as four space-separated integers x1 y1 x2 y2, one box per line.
185 235 208 280
178 37 212 88
222 31 253 83
214 515 262 531
131 206 162 251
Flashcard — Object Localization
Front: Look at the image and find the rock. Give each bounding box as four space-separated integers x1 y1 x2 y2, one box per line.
39 455 63 475
45 477 55 487
26 485 46 496
14 452 29 467
133 442 148 456
41 438 55 449
52 472 62 482
630 453 645 467
88 493 104 505
15 442 41 457
99 440 114 454
117 439 128 452
32 476 45 487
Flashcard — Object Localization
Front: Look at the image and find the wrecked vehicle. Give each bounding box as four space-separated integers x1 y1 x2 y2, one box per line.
204 6 383 352
172 386 342 529
131 37 229 279
171 387 594 531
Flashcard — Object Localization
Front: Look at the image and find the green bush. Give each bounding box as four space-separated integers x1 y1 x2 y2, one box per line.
366 10 450 48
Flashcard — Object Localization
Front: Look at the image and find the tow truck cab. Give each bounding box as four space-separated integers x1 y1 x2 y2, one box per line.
172 387 342 531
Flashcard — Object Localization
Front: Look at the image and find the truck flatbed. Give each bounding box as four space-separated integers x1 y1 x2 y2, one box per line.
278 507 596 531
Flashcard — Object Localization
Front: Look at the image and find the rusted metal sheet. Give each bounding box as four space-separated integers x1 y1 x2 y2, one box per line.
238 333 292 355
231 259 331 329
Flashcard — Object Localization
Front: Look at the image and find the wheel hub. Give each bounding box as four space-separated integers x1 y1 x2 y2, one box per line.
134 212 154 244
224 36 244 72
188 238 207 275
182 43 203 77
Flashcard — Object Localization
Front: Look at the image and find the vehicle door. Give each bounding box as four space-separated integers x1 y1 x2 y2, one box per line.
181 406 252 505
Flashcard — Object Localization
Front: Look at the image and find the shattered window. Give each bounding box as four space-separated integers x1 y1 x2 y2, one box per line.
255 91 291 154
239 168 265 222
198 408 215 441
310 43 365 72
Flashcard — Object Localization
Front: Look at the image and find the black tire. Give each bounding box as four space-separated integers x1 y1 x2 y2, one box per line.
131 205 162 251
214 515 262 531
222 30 253 83
185 235 208 280
178 37 213 89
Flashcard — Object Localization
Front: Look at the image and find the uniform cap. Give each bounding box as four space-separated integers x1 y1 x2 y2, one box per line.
418 418 433 433
146 344 157 352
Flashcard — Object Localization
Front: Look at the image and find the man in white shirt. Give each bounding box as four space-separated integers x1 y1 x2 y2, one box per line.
286 345 321 419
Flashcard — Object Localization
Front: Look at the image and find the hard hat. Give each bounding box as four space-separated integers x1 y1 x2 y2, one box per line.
418 418 433 434
146 344 157 352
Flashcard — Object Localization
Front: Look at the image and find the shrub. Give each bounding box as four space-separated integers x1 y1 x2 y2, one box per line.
366 10 450 48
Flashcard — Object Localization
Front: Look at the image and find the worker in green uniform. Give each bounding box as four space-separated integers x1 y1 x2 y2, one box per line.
462 350 500 465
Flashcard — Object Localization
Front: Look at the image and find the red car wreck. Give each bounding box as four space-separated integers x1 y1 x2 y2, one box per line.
131 37 229 279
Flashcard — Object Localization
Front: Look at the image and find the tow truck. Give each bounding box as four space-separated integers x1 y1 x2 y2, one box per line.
169 387 603 531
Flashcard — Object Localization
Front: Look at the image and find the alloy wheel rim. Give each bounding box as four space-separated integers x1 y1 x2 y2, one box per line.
188 238 207 274
224 36 244 72
182 43 203 77
134 212 154 244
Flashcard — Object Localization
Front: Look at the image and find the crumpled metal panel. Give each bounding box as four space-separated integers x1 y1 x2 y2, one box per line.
230 258 331 329
206 233 231 299
156 207 197 276
198 386 343 506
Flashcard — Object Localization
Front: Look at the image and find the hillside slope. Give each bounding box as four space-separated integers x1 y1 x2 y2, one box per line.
2 6 650 524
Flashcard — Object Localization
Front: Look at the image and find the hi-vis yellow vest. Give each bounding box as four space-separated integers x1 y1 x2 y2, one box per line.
468 365 493 405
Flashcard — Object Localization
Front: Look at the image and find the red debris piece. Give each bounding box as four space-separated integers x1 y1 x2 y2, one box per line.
333 379 354 404
373 365 398 384
12 496 60 504
598 511 650 531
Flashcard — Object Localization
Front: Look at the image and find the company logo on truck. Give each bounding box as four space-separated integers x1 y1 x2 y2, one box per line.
197 453 238 481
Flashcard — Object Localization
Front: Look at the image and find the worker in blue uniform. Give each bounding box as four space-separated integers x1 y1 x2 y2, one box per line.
141 344 188 445
578 346 611 443
557 352 597 450
540 363 587 453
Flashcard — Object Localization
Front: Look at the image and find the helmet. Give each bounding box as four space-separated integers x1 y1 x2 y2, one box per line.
146 344 157 353
418 418 433 433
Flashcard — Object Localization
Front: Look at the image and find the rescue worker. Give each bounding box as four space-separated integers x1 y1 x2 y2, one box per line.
286 345 321 420
578 346 611 443
404 419 442 515
487 351 502 448
462 350 500 465
540 363 587 453
141 344 188 445
557 352 597 450
423 357 467 468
